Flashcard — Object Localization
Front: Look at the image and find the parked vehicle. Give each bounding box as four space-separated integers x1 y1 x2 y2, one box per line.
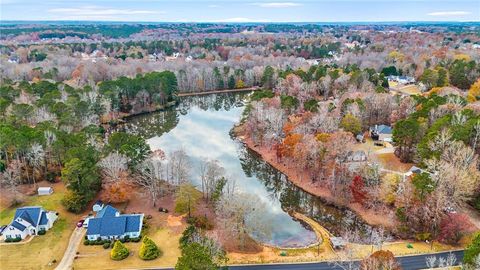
76 220 85 228
158 207 169 213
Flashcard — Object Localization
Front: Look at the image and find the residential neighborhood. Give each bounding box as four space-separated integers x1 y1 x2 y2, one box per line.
0 1 479 270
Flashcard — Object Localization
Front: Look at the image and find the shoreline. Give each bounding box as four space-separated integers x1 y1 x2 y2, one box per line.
234 124 397 230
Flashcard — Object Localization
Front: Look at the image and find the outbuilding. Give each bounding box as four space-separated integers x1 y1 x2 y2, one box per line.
37 187 53 196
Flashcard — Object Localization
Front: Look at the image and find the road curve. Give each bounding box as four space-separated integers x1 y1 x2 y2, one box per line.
55 227 85 270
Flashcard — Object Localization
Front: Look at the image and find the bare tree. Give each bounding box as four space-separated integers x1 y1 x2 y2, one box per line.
167 149 190 185
199 158 226 202
1 161 22 204
134 157 166 207
98 152 129 183
26 143 45 187
215 192 272 249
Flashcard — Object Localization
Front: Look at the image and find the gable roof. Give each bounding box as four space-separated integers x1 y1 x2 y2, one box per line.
11 221 26 231
87 211 142 237
14 207 43 227
39 212 49 225
96 205 119 218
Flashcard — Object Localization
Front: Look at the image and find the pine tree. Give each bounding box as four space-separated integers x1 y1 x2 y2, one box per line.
110 240 129 261
139 236 161 260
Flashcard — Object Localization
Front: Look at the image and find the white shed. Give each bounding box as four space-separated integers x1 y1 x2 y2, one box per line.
38 187 53 196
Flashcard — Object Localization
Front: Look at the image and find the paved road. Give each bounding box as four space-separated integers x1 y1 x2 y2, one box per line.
55 227 85 270
229 250 464 270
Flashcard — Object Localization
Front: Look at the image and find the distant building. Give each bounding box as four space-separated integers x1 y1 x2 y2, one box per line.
86 205 143 241
3 206 57 240
346 150 367 162
37 187 53 196
387 75 415 85
370 124 393 143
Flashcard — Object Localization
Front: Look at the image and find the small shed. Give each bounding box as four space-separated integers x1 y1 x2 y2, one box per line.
331 237 346 249
38 187 53 196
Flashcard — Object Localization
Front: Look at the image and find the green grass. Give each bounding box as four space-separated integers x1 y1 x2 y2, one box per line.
0 184 79 269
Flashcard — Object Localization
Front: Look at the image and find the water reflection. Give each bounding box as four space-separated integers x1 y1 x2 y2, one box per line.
239 147 373 238
125 92 371 247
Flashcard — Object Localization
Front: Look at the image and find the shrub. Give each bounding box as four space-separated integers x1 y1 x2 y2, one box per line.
6 237 22 243
464 233 480 267
103 242 110 249
139 236 161 260
38 229 46 235
438 213 473 244
131 237 141 242
83 240 90 245
194 216 214 230
61 191 87 213
110 241 129 261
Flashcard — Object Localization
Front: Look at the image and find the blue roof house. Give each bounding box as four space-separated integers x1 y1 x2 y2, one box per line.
86 205 143 241
2 206 58 240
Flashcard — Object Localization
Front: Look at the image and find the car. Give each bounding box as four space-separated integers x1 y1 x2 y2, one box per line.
76 220 85 228
0 225 7 235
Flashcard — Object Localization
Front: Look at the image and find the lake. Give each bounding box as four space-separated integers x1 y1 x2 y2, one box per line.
123 92 371 248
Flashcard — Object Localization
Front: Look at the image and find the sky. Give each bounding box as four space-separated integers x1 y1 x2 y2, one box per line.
1 0 479 22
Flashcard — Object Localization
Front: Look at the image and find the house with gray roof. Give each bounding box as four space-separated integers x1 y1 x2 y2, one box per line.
86 205 143 241
2 206 57 240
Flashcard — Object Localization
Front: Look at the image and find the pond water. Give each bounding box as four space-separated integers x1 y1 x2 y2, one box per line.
123 92 372 247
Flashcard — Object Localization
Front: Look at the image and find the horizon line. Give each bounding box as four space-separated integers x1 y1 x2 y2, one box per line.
1 20 479 24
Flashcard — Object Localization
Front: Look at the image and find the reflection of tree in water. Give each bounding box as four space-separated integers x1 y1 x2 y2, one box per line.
179 92 248 112
238 145 374 240
121 108 179 139
123 92 248 138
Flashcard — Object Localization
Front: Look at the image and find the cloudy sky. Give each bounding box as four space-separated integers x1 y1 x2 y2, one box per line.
1 0 479 22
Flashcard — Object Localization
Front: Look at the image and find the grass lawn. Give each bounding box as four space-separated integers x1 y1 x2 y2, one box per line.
0 182 78 270
73 227 181 269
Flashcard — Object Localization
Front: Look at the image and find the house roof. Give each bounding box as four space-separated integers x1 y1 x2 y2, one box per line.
11 221 26 231
87 213 142 237
38 187 52 191
14 207 43 227
377 125 392 134
96 205 118 218
39 212 48 225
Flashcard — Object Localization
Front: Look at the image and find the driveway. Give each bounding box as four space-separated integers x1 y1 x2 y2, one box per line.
55 227 85 270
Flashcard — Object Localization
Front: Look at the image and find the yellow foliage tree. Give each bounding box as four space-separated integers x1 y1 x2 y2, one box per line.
235 79 245 89
467 79 480 103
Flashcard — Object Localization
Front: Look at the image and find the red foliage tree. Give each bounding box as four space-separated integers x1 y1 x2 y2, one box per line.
438 213 474 245
361 250 401 270
350 175 368 205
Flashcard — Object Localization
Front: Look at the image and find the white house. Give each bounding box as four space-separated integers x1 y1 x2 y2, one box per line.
3 206 57 240
37 187 53 196
86 205 143 241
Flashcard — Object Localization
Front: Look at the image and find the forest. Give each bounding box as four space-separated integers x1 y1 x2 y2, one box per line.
0 22 479 270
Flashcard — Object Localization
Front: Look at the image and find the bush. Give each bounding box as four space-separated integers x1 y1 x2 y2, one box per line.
110 241 129 261
61 191 87 213
131 237 141 242
103 242 110 249
464 233 480 267
38 229 46 235
83 240 90 245
6 237 22 243
194 216 214 230
139 236 161 260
